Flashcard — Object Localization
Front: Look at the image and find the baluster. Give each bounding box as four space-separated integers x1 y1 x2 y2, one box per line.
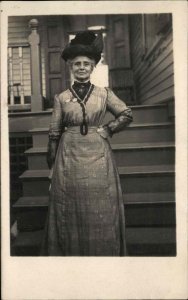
8 47 14 105
18 47 25 105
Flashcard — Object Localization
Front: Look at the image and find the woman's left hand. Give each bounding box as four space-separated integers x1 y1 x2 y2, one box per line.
97 125 112 139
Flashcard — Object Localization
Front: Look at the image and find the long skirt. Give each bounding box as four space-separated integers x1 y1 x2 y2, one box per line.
41 126 127 256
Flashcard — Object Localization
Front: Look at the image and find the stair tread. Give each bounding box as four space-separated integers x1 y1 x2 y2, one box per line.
129 122 174 128
30 122 174 133
25 141 175 155
13 192 175 209
129 103 168 109
13 196 49 208
119 165 175 175
13 227 175 248
112 142 175 150
25 147 47 154
20 165 175 179
20 169 50 179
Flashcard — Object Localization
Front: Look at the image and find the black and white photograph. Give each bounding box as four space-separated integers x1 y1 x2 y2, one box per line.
8 11 176 258
1 1 187 299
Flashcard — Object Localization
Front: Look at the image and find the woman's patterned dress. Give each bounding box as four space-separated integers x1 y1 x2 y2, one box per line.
41 86 132 256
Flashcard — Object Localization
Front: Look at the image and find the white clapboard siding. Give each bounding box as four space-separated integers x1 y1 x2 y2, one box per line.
130 15 174 105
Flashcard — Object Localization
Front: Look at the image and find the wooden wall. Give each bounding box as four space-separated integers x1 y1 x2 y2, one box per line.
129 15 174 105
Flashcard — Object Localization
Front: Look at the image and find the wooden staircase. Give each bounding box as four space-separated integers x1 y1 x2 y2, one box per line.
11 103 176 256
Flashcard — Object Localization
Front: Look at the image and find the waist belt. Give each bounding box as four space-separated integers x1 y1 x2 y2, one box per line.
66 126 98 134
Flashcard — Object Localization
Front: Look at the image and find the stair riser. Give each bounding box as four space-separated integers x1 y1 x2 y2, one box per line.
111 126 175 144
121 175 175 193
33 134 48 147
104 106 170 124
16 209 48 231
9 114 51 133
22 174 175 196
27 147 175 170
28 155 48 170
32 126 175 147
14 202 176 231
11 227 176 256
114 148 175 167
23 181 50 196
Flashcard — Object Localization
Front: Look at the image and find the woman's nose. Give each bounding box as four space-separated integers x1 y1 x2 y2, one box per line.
79 63 85 69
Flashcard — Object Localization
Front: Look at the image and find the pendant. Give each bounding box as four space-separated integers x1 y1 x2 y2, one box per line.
80 122 88 136
72 98 77 103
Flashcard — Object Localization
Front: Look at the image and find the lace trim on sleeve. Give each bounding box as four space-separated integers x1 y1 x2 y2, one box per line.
107 108 133 134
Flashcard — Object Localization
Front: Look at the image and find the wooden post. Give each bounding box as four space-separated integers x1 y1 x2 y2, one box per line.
8 47 14 105
18 47 25 105
28 19 43 111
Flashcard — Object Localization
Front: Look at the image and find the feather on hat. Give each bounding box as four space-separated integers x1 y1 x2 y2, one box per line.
61 30 103 64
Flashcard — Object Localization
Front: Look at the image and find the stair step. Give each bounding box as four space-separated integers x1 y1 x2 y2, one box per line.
30 122 175 147
111 141 175 150
13 192 175 209
130 104 170 123
9 104 172 135
13 196 49 208
111 122 175 144
119 165 174 175
20 169 50 180
13 193 176 231
99 104 171 124
113 143 175 167
11 227 176 256
26 142 175 169
11 230 43 256
20 165 174 180
20 165 175 196
26 141 175 154
124 192 175 204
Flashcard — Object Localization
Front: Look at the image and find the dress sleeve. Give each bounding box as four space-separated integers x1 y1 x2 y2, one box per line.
47 95 63 170
49 94 63 141
105 88 133 136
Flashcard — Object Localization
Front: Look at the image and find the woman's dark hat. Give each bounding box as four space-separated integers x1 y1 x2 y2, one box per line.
61 30 103 64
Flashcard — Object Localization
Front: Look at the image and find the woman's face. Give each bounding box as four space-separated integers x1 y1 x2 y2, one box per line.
70 56 95 82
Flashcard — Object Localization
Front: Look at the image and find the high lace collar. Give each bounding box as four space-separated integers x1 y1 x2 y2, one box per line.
72 81 91 89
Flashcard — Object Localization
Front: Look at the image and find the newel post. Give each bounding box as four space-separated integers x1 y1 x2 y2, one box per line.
28 19 43 111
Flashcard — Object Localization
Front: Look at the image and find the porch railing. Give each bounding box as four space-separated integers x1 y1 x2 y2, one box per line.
8 43 31 112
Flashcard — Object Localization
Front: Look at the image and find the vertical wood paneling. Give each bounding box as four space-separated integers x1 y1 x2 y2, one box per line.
44 16 68 108
130 15 174 104
106 15 136 104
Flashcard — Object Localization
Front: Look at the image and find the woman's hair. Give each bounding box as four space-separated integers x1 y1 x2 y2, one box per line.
68 56 96 70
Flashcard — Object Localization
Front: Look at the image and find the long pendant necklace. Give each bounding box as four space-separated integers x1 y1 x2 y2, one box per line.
70 84 94 136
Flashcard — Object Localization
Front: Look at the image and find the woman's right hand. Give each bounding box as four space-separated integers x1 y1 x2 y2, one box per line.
47 140 58 169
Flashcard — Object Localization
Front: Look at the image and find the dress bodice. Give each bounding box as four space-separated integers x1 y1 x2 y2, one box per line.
59 86 107 127
49 85 132 141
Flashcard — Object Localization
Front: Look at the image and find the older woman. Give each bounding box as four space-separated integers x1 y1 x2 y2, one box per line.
41 31 133 256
